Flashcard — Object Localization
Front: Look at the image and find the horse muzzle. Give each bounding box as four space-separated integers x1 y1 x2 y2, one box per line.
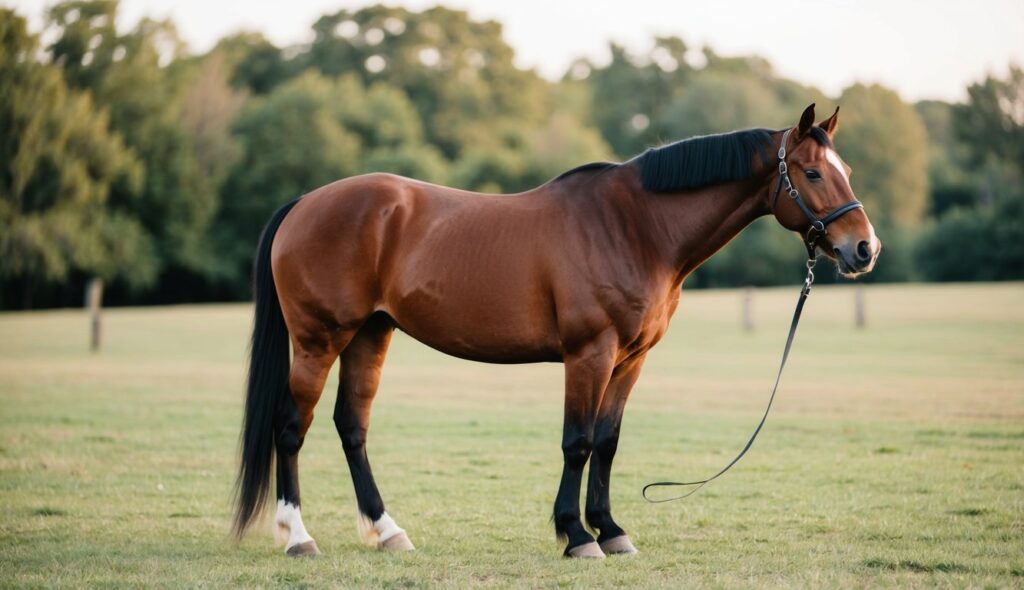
833 237 880 277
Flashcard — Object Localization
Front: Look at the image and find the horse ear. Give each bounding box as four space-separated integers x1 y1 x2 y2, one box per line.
819 106 840 137
796 103 816 139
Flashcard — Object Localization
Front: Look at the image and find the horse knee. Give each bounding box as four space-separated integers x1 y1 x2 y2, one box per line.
562 435 593 468
335 421 367 451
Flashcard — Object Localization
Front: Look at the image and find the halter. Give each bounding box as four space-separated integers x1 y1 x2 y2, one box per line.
771 128 864 261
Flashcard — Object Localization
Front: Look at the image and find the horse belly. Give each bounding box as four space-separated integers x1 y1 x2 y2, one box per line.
382 257 561 364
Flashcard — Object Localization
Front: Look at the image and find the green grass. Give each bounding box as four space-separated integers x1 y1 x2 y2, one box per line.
1 282 1022 588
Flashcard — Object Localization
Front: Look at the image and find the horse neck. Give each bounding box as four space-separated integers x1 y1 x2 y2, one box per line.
630 167 773 283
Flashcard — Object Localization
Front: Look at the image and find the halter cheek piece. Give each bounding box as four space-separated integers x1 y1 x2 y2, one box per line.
771 128 864 262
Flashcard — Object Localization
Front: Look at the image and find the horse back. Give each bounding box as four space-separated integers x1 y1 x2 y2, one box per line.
272 173 567 362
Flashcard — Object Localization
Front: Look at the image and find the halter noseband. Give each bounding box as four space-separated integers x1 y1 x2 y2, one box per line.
771 128 864 260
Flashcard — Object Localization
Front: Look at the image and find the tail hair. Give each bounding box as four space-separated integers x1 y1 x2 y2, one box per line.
232 199 300 537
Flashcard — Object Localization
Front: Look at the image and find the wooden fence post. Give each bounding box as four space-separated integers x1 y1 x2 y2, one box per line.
86 277 103 351
742 286 754 332
854 284 866 329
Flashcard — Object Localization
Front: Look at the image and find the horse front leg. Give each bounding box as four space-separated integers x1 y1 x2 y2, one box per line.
553 331 617 558
585 354 646 555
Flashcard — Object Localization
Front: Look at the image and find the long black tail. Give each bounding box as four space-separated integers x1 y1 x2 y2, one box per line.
233 199 300 537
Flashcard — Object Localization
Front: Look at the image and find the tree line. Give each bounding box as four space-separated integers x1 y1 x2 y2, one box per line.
2 1 1021 309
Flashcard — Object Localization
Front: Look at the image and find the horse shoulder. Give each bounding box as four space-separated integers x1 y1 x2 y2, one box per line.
608 282 681 358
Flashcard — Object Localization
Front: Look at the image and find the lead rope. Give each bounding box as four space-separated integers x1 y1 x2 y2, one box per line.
642 251 818 503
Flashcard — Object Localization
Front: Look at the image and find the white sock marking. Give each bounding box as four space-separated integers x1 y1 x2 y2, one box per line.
275 500 313 549
373 512 404 543
357 510 405 546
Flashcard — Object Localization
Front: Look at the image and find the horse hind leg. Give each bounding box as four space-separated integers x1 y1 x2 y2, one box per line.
333 314 414 551
275 334 349 557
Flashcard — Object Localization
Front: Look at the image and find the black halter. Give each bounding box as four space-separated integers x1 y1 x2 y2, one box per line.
771 128 864 260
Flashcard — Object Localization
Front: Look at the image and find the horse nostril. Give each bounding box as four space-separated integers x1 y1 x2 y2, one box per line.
856 240 872 261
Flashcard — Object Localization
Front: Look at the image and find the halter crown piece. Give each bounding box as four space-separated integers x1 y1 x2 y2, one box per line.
772 128 864 262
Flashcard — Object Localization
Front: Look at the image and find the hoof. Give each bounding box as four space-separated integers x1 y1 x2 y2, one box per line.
600 535 638 555
566 541 606 559
381 531 415 552
286 540 320 558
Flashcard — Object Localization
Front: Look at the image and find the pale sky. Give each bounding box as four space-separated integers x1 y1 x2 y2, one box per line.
8 0 1024 102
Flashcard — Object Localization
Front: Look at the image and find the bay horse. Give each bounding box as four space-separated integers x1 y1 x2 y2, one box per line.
233 104 880 558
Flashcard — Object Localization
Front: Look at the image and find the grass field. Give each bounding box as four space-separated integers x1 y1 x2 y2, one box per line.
1 282 1022 588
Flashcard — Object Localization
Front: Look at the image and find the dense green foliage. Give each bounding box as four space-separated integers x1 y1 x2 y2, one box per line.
0 2 1020 307
0 8 152 307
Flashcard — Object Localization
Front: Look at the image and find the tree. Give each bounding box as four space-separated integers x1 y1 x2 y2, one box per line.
215 32 293 94
217 72 361 284
916 100 977 216
0 9 154 307
657 66 829 141
303 5 547 159
452 83 612 192
954 65 1024 177
916 196 1024 281
834 83 929 227
577 38 693 158
45 0 218 280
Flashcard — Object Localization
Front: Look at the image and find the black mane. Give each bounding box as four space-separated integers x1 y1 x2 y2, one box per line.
635 128 774 192
552 126 832 192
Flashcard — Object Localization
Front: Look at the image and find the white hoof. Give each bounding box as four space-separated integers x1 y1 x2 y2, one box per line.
566 541 606 559
600 535 638 555
286 539 320 557
382 530 415 551
358 511 413 551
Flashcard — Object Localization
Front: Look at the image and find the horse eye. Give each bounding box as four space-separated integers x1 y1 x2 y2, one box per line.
805 169 822 181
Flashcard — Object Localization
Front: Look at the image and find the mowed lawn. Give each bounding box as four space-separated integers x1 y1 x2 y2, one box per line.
0 283 1021 588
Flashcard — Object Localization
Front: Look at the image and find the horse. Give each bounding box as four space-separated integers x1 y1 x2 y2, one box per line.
232 104 880 559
